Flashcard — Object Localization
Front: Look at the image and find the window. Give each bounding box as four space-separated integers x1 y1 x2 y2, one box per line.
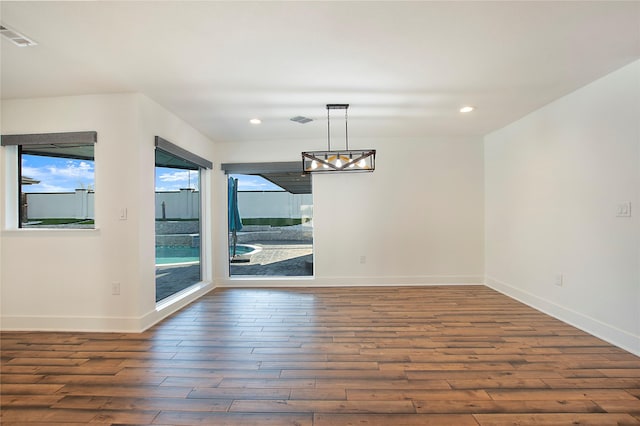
1 131 97 229
154 136 212 302
222 162 314 278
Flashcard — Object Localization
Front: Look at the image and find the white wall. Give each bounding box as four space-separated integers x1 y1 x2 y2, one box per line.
131 94 215 328
0 93 215 331
1 94 141 331
25 191 95 220
155 190 200 219
237 192 313 220
215 136 485 286
485 60 640 355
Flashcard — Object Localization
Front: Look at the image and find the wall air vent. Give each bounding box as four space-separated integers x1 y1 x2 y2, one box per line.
0 24 37 47
290 116 313 124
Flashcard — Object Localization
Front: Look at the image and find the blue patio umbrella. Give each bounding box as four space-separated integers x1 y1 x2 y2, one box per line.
228 177 242 257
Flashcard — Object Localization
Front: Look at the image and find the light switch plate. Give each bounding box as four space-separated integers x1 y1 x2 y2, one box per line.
617 202 631 217
554 274 563 287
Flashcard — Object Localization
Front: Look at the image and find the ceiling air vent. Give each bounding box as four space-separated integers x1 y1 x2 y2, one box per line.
290 116 313 124
0 24 37 47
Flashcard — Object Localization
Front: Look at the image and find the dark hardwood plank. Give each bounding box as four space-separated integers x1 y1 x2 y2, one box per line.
595 399 640 413
474 413 640 425
1 395 65 407
153 411 313 425
0 384 64 395
413 399 604 414
1 285 639 425
51 395 232 411
187 387 291 399
229 399 416 413
314 413 480 425
0 408 104 423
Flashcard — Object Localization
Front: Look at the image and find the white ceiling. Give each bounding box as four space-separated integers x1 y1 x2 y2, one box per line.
1 1 639 144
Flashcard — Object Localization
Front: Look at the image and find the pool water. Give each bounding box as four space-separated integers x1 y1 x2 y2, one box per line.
230 244 256 256
155 244 258 265
156 246 200 265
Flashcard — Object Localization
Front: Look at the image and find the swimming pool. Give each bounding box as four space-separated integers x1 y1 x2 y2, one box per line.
156 246 200 265
230 244 260 257
155 244 260 265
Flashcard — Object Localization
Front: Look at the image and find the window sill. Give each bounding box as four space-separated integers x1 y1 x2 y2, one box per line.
2 227 101 235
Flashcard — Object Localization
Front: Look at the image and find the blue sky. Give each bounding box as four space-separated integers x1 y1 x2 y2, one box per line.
21 155 283 192
21 154 94 193
155 167 200 191
155 172 283 191
230 174 283 192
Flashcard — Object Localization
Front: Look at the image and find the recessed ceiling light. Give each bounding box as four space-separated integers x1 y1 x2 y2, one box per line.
249 118 262 125
459 106 475 113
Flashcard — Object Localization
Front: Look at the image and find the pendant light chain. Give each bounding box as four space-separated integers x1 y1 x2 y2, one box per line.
344 107 349 151
327 107 331 151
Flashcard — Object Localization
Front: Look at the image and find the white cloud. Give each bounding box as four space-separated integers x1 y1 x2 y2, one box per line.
156 170 198 191
37 183 69 192
237 180 267 190
22 182 68 193
234 175 283 191
155 185 180 192
158 170 192 182
21 158 94 192
48 161 94 180
21 166 47 180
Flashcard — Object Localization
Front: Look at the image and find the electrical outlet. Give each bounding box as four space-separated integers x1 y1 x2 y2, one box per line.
112 282 120 295
554 274 563 287
359 255 367 264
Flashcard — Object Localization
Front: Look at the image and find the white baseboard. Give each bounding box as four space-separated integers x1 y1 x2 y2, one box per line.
139 281 215 332
215 274 484 288
1 282 216 333
485 276 640 357
0 314 144 333
1 277 483 332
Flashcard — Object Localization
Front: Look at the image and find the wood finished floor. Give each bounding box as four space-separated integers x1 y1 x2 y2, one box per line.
2 285 640 425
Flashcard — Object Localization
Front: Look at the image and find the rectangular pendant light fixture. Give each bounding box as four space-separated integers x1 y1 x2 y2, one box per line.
302 104 376 173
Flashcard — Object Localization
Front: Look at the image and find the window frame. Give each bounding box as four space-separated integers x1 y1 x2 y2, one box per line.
1 131 97 229
220 162 314 278
154 136 212 302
